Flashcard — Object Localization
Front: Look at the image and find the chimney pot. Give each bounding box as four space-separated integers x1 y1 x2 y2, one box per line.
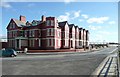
41 15 46 22
20 15 26 22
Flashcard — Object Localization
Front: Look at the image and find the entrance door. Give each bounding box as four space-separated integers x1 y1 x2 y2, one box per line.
17 39 19 48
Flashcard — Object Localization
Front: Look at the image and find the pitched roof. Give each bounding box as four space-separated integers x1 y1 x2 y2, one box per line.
12 19 26 27
58 21 67 27
69 24 75 28
79 28 83 30
75 26 79 28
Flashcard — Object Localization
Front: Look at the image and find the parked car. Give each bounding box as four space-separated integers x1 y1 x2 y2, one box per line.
0 49 17 57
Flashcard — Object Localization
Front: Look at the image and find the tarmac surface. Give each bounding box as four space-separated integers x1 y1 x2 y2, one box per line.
1 47 118 75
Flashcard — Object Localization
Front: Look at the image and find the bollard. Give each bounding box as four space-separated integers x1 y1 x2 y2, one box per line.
24 48 28 53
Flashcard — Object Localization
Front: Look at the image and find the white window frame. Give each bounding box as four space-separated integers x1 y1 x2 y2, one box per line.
51 39 54 46
39 39 41 47
47 39 49 46
10 23 12 29
47 38 54 47
25 30 27 37
29 39 34 47
51 20 54 26
47 29 49 36
32 30 35 37
13 23 15 28
47 28 54 36
51 29 54 36
29 30 31 37
46 20 50 26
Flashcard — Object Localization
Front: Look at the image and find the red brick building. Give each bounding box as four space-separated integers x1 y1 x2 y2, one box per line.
6 15 89 50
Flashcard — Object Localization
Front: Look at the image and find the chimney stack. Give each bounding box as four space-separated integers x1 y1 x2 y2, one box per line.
41 15 46 22
20 15 26 22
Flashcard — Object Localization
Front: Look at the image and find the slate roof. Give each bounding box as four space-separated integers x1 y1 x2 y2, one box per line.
69 24 75 28
75 26 79 28
79 28 83 30
12 19 26 27
58 21 67 27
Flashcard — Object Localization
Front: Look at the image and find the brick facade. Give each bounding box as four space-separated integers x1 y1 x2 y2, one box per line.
6 15 89 50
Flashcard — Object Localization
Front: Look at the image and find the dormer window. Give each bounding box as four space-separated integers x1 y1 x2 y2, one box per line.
32 20 37 26
26 21 31 26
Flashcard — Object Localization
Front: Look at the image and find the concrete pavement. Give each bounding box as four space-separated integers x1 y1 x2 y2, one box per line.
91 47 119 77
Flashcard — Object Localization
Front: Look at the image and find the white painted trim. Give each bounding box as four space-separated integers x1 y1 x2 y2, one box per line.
19 39 21 49
15 37 28 39
39 39 41 47
29 39 35 47
29 38 40 39
47 38 55 47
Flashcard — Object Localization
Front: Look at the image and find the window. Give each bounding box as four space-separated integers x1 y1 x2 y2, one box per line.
51 29 54 36
13 31 14 37
13 23 15 28
49 29 51 36
51 20 54 26
13 31 16 37
29 30 34 37
32 30 35 37
47 29 54 36
9 23 16 29
46 20 51 26
7 32 9 38
47 39 51 46
47 39 54 46
52 39 54 46
58 31 60 37
39 39 41 47
25 30 27 37
20 31 24 36
79 41 82 46
9 32 10 38
14 31 16 37
66 32 69 39
29 39 34 47
11 31 13 37
29 30 31 37
10 23 12 29
39 30 41 37
49 39 51 46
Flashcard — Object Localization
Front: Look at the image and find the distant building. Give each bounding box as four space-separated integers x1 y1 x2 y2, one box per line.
0 38 7 49
6 15 89 50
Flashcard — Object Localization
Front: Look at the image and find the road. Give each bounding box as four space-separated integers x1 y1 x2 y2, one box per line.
2 47 118 75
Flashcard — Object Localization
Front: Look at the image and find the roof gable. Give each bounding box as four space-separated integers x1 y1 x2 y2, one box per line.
58 21 69 30
6 19 18 29
58 21 67 27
